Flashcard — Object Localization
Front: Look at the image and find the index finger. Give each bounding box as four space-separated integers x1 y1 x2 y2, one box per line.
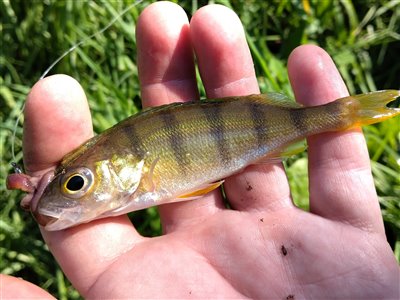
23 75 93 174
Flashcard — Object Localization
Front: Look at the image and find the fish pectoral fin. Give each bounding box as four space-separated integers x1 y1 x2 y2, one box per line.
178 180 224 200
141 157 159 193
256 139 307 164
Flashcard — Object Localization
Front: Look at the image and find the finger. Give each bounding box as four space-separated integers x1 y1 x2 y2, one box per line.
24 75 143 294
0 274 55 299
137 2 225 234
137 1 198 106
288 45 385 234
190 4 293 212
23 76 93 175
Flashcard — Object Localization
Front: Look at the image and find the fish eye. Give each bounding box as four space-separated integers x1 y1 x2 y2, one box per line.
61 168 94 199
66 175 85 191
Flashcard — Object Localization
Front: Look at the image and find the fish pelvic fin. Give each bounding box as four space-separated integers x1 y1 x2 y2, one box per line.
343 90 400 128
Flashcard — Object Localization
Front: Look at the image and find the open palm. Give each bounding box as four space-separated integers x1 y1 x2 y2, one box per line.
21 3 398 299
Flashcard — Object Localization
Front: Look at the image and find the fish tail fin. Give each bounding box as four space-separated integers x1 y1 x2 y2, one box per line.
344 90 400 128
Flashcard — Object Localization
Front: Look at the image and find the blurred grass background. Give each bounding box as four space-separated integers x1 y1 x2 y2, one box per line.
1 0 399 298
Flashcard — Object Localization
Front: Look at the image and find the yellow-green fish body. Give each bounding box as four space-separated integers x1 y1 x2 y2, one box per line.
31 91 400 230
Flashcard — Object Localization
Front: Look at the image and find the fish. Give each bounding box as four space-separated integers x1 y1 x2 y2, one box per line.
6 90 400 230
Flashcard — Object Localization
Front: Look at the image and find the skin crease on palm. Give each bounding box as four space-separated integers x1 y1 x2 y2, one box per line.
3 2 399 299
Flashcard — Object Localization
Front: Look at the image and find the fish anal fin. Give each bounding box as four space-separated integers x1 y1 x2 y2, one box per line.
279 139 307 157
256 140 307 164
178 180 224 200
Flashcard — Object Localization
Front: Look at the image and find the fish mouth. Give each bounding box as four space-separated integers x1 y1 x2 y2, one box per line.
28 171 59 228
32 210 59 227
31 205 62 228
29 171 55 213
34 207 84 231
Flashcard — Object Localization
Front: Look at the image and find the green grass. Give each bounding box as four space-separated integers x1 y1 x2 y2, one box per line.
1 0 399 298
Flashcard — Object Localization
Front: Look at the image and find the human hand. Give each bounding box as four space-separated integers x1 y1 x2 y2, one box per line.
22 2 398 298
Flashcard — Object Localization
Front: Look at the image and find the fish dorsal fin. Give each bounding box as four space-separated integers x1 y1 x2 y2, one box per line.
136 102 187 118
177 180 224 200
249 93 303 108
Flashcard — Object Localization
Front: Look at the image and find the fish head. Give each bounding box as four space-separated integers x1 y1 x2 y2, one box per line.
33 154 146 231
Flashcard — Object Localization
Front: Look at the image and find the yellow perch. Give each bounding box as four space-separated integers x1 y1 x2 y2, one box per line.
7 90 400 230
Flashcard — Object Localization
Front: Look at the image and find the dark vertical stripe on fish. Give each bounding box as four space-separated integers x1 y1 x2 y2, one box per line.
160 112 188 174
324 100 350 128
121 123 144 154
248 102 267 149
289 109 308 133
202 104 230 165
